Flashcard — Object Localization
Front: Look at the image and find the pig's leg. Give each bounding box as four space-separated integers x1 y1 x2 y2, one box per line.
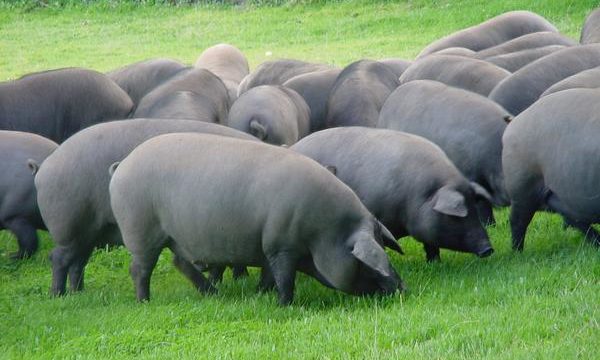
546 194 600 247
257 265 276 293
424 244 440 262
130 249 162 302
232 266 249 279
68 246 94 292
208 266 226 284
267 252 298 306
6 218 38 259
50 246 79 296
172 254 216 294
475 199 496 226
510 200 539 251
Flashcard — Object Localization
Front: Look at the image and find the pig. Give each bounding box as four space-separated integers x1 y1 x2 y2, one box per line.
326 60 400 128
432 47 477 57
290 127 494 262
489 44 600 115
33 119 257 296
237 59 331 96
483 45 566 72
378 58 412 78
109 133 403 305
377 80 511 225
283 68 342 132
0 68 133 143
417 11 558 58
107 58 187 106
226 85 310 145
134 68 230 123
503 88 600 250
581 8 600 44
195 43 250 102
400 55 510 96
474 31 576 58
0 131 57 259
540 67 600 97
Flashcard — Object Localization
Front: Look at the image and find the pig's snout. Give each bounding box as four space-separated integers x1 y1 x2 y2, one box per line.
476 246 494 258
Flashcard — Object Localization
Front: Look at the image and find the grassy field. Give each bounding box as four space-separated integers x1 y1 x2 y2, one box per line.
1 0 599 358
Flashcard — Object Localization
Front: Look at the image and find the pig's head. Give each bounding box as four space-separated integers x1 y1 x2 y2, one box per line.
310 218 404 296
414 183 494 258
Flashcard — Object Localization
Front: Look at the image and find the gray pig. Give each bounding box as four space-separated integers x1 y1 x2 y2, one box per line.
378 80 511 225
474 31 576 59
326 60 400 128
290 127 494 262
237 59 331 96
541 67 600 97
134 68 230 123
283 68 342 132
503 88 600 250
109 133 403 305
195 43 249 102
226 85 310 145
0 68 133 143
34 119 257 296
378 58 412 78
489 44 600 116
400 55 510 96
581 8 600 44
107 58 187 106
483 45 566 72
0 131 57 259
417 11 558 58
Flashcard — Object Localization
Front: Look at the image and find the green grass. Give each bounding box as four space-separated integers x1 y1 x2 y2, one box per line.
1 1 599 358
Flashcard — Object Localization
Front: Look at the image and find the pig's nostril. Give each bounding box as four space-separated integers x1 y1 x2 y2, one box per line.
477 247 494 258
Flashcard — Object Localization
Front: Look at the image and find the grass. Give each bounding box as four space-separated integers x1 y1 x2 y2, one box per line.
1 0 599 358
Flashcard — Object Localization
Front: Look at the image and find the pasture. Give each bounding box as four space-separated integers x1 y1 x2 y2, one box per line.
1 0 599 358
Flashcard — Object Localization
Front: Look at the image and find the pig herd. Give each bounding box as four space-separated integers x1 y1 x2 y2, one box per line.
1 9 600 305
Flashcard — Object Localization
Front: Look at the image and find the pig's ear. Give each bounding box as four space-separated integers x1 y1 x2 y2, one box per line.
375 219 404 254
471 182 493 203
249 119 267 140
352 235 392 277
433 187 468 217
27 159 39 175
324 165 337 175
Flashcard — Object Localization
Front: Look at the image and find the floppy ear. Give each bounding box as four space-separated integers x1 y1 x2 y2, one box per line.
352 235 392 277
325 165 337 175
249 119 267 140
27 159 39 175
433 187 468 217
471 182 493 203
375 219 404 254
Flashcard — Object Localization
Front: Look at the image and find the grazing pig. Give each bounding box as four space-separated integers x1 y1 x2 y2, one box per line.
541 67 600 97
195 44 250 102
326 60 400 128
0 131 57 259
484 45 566 72
400 55 510 96
581 8 600 44
489 44 600 115
133 68 230 123
283 68 342 132
378 80 510 225
34 119 257 296
378 58 412 78
474 31 576 58
503 89 600 251
290 127 494 262
109 133 403 305
237 59 331 96
107 58 187 106
0 68 133 143
226 85 310 145
417 11 558 58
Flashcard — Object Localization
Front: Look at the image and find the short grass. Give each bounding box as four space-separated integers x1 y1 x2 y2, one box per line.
1 1 599 358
